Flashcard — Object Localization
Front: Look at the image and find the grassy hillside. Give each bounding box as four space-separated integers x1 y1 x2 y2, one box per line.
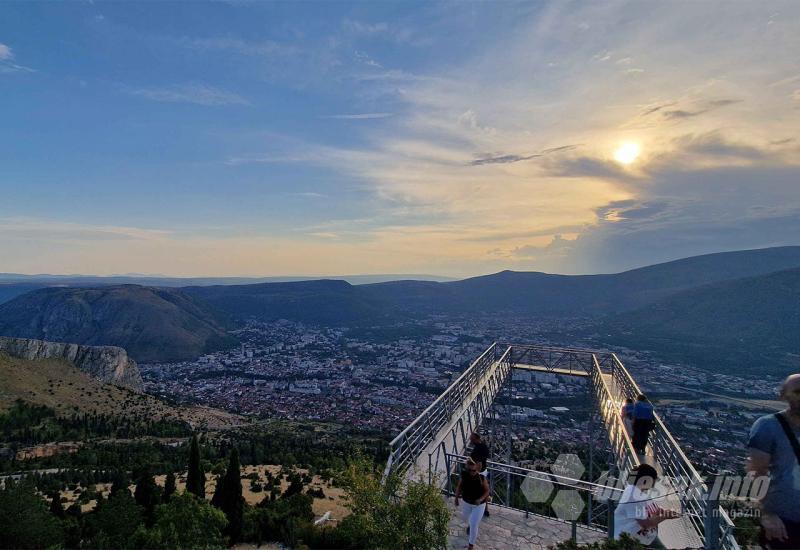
0 351 243 429
597 268 800 375
0 285 236 362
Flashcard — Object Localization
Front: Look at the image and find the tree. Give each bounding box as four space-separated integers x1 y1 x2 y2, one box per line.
86 490 143 550
163 472 176 503
109 469 130 497
132 492 227 550
337 455 449 549
218 447 244 543
0 480 64 549
186 434 205 499
50 490 66 519
133 467 160 525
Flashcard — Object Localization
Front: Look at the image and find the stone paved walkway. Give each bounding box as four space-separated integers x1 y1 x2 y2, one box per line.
447 502 606 549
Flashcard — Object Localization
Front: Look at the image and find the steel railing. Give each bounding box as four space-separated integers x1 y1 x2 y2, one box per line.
444 453 623 539
609 355 739 550
384 343 509 480
591 356 640 474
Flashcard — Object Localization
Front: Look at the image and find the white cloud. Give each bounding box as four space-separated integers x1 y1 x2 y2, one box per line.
126 83 250 106
321 113 393 120
0 42 35 73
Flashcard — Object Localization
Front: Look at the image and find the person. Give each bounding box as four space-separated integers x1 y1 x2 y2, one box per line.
746 373 800 549
454 457 491 550
614 464 680 545
621 398 635 436
469 432 491 517
632 394 655 454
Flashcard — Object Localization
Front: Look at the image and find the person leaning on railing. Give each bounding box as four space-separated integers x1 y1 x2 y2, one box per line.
614 464 681 546
746 373 800 549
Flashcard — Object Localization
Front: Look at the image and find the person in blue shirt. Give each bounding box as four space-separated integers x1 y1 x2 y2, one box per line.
621 398 635 435
747 374 800 549
632 394 655 454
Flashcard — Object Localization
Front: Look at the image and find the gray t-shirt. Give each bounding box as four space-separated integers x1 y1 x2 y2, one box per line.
748 414 800 521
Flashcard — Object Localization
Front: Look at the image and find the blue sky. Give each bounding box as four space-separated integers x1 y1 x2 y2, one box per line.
1 1 799 277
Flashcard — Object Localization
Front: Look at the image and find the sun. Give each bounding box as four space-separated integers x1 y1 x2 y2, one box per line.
614 142 641 165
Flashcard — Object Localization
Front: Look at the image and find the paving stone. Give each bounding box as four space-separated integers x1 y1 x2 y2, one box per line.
447 501 605 549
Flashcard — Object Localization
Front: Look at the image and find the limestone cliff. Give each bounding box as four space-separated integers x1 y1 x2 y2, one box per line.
0 336 143 391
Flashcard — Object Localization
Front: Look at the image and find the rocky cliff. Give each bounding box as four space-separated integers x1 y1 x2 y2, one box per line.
0 336 143 391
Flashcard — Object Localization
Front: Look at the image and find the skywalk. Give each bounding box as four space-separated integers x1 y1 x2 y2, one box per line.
385 343 739 550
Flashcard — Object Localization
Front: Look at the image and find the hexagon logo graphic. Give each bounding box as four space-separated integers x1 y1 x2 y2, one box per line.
551 453 585 485
551 489 585 521
521 473 555 503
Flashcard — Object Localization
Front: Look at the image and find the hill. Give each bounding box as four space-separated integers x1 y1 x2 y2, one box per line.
184 279 395 324
0 273 456 305
0 336 142 391
0 285 235 363
0 351 242 428
596 268 800 375
189 246 800 321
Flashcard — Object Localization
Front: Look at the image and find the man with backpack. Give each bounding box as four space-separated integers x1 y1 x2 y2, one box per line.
747 374 800 549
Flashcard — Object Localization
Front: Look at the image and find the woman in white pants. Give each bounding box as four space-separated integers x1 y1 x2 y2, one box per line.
455 457 491 549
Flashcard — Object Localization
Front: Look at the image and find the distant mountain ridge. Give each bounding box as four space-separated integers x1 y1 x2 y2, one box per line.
1 246 799 371
0 285 235 363
596 267 800 375
0 273 457 305
188 246 800 320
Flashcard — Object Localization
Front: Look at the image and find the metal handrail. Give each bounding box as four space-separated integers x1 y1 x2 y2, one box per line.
385 342 506 479
591 356 640 473
445 453 623 534
609 355 739 550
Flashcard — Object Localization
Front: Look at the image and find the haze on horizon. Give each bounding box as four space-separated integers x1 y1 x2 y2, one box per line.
1 1 799 279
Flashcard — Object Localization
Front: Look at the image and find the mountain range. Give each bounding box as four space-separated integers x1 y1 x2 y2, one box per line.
0 285 235 363
0 246 798 372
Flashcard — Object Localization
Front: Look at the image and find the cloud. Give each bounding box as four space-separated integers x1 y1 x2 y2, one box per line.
125 83 250 106
321 113 393 120
469 153 540 166
0 42 35 74
0 218 170 243
341 19 389 35
668 132 769 161
470 144 581 166
640 98 741 121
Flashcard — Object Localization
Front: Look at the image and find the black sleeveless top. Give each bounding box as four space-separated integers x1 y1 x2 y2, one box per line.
460 470 485 504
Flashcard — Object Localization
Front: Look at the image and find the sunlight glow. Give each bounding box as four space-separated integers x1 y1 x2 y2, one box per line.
614 142 641 165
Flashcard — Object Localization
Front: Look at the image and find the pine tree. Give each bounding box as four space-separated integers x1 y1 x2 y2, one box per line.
219 448 244 543
49 491 65 519
109 470 130 497
133 468 160 526
163 472 176 503
210 474 225 509
186 434 205 499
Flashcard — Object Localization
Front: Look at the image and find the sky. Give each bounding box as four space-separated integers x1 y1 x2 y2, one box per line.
1 1 799 278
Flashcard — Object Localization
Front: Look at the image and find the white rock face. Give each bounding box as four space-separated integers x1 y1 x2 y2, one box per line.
0 336 143 391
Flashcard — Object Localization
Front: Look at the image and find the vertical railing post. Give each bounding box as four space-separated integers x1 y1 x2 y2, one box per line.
703 479 720 550
607 499 616 540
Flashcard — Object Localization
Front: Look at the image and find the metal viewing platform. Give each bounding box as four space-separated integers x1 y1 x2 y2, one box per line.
385 343 739 550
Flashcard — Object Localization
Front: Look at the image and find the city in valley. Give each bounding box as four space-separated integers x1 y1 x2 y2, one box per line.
140 317 782 476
